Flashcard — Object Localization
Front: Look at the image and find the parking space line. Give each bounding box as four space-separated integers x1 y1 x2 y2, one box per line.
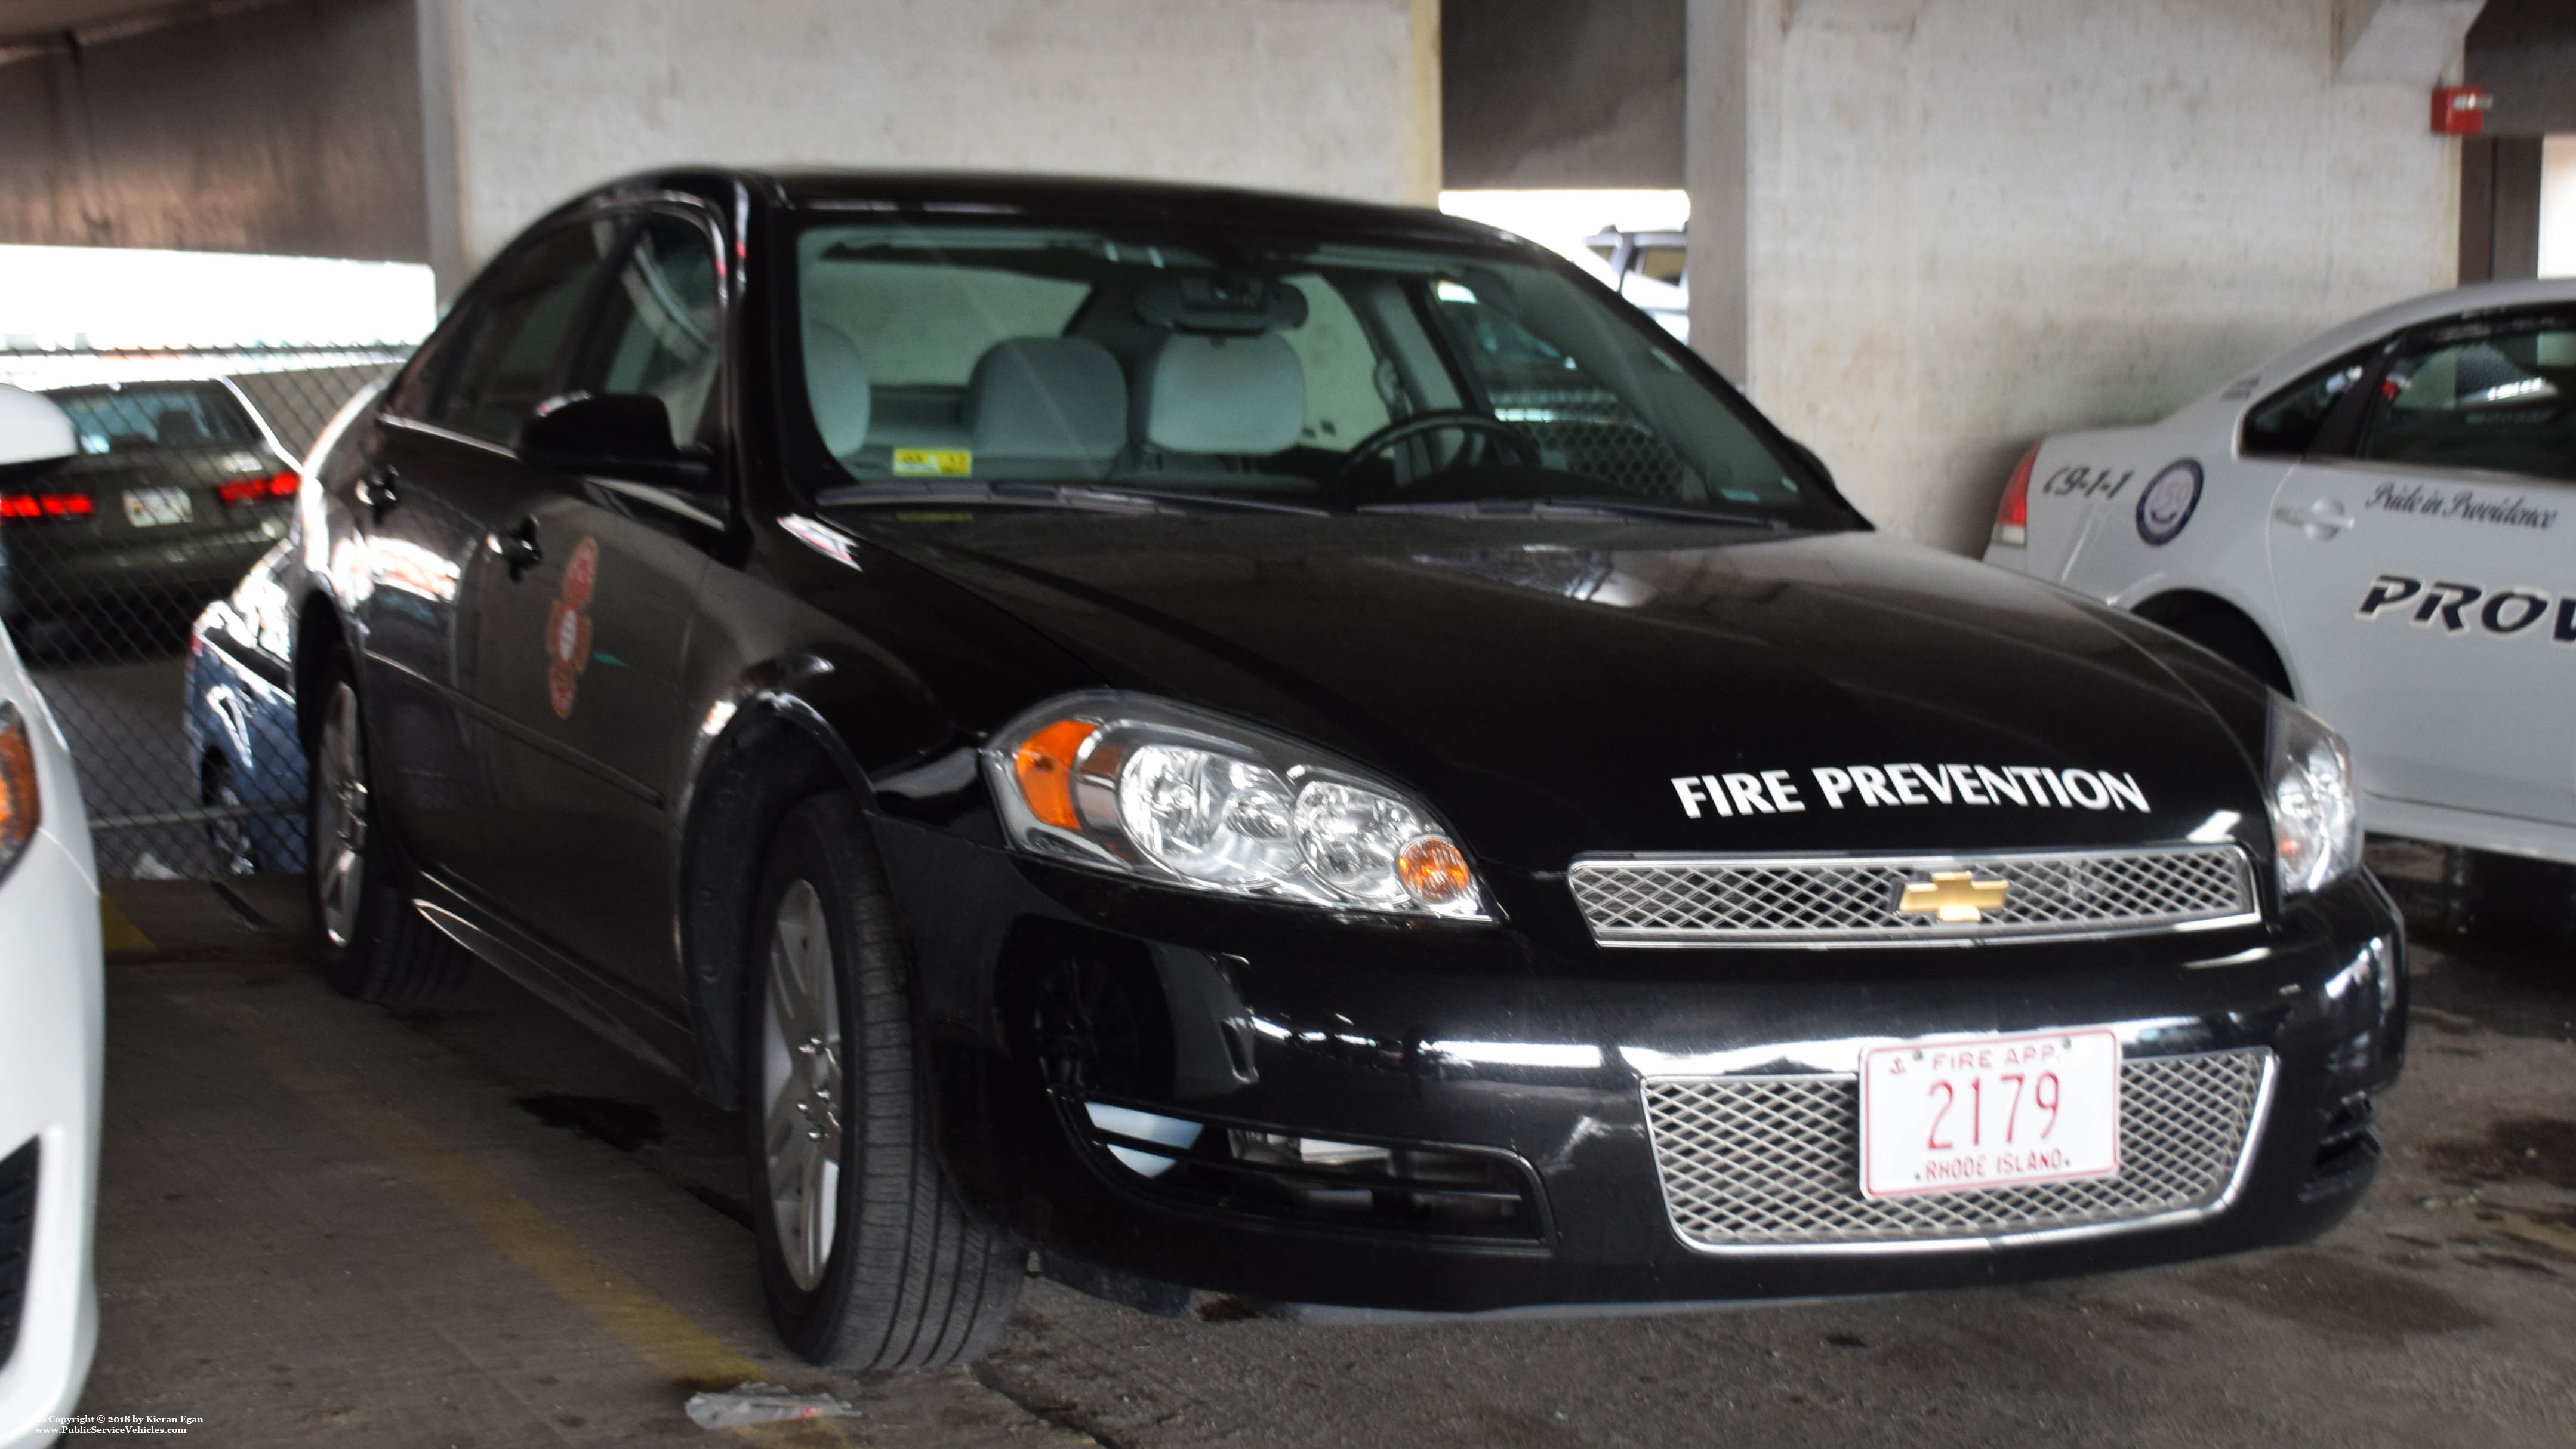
100 891 153 952
172 990 865 1447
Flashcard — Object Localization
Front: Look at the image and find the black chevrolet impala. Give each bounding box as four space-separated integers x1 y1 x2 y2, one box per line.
282 169 2404 1367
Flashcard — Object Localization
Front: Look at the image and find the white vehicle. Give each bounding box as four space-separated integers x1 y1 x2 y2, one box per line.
1583 228 1687 343
1982 278 2576 871
0 383 102 1449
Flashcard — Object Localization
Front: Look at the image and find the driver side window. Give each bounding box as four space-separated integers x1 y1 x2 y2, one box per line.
2355 321 2576 483
432 220 625 444
566 212 725 449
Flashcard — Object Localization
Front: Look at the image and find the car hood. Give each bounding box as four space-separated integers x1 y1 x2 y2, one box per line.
848 514 2272 873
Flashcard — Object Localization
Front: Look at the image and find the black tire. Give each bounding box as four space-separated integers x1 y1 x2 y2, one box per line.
2158 606 2293 697
305 644 471 1010
742 792 1025 1368
2454 849 2576 953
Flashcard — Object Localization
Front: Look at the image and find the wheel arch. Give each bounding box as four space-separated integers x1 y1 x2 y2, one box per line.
2131 587 2295 698
676 676 953 1109
291 591 350 754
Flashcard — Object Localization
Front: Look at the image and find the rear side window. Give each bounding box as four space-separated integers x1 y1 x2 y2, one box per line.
50 383 257 454
2240 348 2370 458
433 220 625 443
2355 321 2576 482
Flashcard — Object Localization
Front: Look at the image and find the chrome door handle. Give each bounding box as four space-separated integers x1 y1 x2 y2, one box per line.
489 517 543 577
2272 498 2353 541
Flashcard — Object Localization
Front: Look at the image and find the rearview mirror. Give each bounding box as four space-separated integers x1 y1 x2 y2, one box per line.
516 393 711 490
0 384 76 475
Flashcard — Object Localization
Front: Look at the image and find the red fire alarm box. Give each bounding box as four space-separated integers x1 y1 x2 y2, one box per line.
2433 85 2491 136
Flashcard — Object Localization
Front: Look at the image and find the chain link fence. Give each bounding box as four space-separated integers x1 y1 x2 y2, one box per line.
1 345 408 879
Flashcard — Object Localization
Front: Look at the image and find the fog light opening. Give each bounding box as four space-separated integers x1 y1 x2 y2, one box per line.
1068 1096 1547 1241
1084 1102 1203 1179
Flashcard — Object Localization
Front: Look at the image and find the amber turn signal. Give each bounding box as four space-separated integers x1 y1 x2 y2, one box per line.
0 702 41 878
1395 835 1472 905
1012 719 1099 830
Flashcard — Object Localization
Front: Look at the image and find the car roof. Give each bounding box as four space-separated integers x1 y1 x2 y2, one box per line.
571 167 1536 254
2232 277 2576 393
2158 275 2576 427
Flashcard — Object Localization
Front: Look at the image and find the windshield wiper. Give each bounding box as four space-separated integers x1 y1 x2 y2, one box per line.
1355 496 1785 529
814 480 1327 516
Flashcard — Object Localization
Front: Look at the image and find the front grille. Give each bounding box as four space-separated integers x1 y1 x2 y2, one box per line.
1570 844 2258 945
0 1138 35 1370
1643 1049 2270 1249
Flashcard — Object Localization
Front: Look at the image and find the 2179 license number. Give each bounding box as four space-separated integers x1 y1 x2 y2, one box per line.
1859 1029 2122 1200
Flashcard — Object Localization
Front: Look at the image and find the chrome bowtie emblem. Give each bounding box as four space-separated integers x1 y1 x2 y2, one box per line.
1899 870 2009 923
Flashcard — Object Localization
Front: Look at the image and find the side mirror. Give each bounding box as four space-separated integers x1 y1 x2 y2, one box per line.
1784 437 1834 489
516 393 711 490
0 384 76 474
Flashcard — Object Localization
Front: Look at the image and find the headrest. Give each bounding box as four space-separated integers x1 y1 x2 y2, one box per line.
1132 333 1305 456
965 337 1127 460
803 322 871 456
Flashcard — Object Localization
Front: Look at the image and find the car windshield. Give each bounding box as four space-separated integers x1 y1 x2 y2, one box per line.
47 382 260 455
791 220 1850 528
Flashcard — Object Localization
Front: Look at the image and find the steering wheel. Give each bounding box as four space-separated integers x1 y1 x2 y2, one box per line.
1330 410 1542 488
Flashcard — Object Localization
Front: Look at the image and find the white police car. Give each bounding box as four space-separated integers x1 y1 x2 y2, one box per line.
0 384 102 1448
1982 278 2576 873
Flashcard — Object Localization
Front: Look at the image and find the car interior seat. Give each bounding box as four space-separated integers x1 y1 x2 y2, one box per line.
962 337 1127 479
803 322 873 459
1125 332 1307 480
153 408 208 447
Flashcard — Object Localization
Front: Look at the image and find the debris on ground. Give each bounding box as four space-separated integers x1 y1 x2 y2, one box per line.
683 1382 861 1429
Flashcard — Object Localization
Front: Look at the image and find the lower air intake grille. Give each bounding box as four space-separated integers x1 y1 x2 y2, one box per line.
1643 1049 2270 1248
0 1137 35 1371
1570 843 2258 944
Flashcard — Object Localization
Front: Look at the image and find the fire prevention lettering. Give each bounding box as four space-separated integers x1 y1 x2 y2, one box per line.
1671 764 2149 819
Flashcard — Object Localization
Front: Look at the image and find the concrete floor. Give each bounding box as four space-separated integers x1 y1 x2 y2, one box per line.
73 878 2576 1448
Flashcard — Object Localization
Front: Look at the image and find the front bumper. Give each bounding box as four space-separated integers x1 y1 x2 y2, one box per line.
883 821 2405 1314
0 830 104 1448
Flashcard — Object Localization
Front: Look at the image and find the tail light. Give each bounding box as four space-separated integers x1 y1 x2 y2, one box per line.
216 470 300 508
0 491 94 525
0 701 39 885
1990 443 2039 547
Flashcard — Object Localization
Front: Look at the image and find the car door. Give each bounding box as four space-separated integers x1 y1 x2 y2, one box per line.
456 208 726 994
2266 309 2576 827
356 219 629 874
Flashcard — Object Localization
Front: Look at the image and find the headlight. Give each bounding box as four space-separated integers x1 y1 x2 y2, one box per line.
985 691 1488 920
0 701 40 885
2266 693 2359 897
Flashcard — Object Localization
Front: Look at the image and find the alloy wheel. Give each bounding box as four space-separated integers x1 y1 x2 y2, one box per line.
313 682 368 949
760 878 844 1292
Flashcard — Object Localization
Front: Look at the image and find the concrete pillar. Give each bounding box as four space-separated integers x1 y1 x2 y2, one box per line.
417 0 1444 295
0 0 1440 301
1687 0 2463 553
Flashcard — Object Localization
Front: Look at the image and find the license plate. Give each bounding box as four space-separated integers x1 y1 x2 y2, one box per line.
123 486 194 528
1859 1028 2121 1199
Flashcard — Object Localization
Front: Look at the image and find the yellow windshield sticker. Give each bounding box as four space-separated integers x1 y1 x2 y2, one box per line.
892 448 972 477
